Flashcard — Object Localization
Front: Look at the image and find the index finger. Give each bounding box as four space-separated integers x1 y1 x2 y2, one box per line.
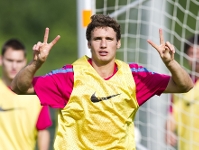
159 28 165 44
50 35 61 46
147 39 158 50
43 27 49 43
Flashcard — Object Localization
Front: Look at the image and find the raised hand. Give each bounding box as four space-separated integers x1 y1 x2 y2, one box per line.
32 28 60 64
165 130 178 146
147 29 175 65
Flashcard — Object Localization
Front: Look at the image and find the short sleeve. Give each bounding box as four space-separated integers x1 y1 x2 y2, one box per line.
32 65 74 109
129 63 170 106
36 106 52 130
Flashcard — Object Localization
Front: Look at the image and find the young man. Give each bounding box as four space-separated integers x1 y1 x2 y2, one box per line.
11 14 193 149
0 39 52 150
165 35 199 150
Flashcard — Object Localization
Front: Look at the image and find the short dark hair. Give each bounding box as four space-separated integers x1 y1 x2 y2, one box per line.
86 14 121 41
1 38 26 57
184 34 199 54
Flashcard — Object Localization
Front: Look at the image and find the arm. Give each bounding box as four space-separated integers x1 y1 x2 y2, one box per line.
163 60 192 93
11 28 60 94
165 114 177 146
147 29 194 93
37 129 50 150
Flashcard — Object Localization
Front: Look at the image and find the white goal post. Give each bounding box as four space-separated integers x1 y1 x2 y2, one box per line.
76 0 199 150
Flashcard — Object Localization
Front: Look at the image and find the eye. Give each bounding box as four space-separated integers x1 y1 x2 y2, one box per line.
6 59 14 63
106 37 113 41
93 37 101 41
17 60 24 63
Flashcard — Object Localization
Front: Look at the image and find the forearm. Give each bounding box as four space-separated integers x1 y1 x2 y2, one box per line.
37 129 50 150
166 60 193 92
165 114 177 146
165 114 176 132
11 60 42 94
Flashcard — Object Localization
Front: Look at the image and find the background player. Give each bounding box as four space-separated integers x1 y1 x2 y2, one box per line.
165 34 199 150
0 38 52 150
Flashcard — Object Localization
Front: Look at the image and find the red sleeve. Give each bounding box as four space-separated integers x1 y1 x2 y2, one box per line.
36 106 52 130
32 65 74 109
129 63 170 106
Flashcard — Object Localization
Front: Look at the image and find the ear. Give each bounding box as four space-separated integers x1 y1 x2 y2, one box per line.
0 56 2 66
87 42 91 49
116 40 121 49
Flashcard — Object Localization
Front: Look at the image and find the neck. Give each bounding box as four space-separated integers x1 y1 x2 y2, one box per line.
2 75 12 87
195 76 199 82
91 60 115 79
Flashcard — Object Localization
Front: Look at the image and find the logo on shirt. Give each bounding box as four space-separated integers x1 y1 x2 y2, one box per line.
186 101 197 106
0 106 22 112
90 92 121 103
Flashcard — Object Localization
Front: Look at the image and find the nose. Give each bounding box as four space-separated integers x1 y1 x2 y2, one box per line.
12 61 18 69
100 39 107 48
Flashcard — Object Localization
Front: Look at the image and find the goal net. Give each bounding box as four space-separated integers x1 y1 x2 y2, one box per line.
93 0 199 150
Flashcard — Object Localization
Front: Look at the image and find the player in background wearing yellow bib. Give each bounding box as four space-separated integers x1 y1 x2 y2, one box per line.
166 34 199 150
0 39 52 150
11 14 193 149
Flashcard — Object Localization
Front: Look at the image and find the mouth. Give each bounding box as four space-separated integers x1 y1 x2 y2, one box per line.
10 71 17 75
99 51 108 56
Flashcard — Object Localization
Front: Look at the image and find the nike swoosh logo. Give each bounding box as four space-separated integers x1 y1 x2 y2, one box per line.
186 101 197 106
90 92 121 103
0 106 22 112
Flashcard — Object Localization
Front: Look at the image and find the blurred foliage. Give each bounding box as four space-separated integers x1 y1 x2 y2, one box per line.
0 0 78 76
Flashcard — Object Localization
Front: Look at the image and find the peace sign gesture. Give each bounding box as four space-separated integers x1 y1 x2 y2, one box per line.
147 29 175 65
32 28 60 64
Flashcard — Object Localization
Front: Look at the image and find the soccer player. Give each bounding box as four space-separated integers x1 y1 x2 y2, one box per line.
165 34 199 150
11 14 193 149
0 39 52 150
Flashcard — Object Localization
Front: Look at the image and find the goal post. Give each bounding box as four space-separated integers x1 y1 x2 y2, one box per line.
76 0 95 58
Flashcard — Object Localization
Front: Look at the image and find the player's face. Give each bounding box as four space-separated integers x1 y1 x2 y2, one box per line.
187 46 199 72
88 27 121 65
0 48 26 80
